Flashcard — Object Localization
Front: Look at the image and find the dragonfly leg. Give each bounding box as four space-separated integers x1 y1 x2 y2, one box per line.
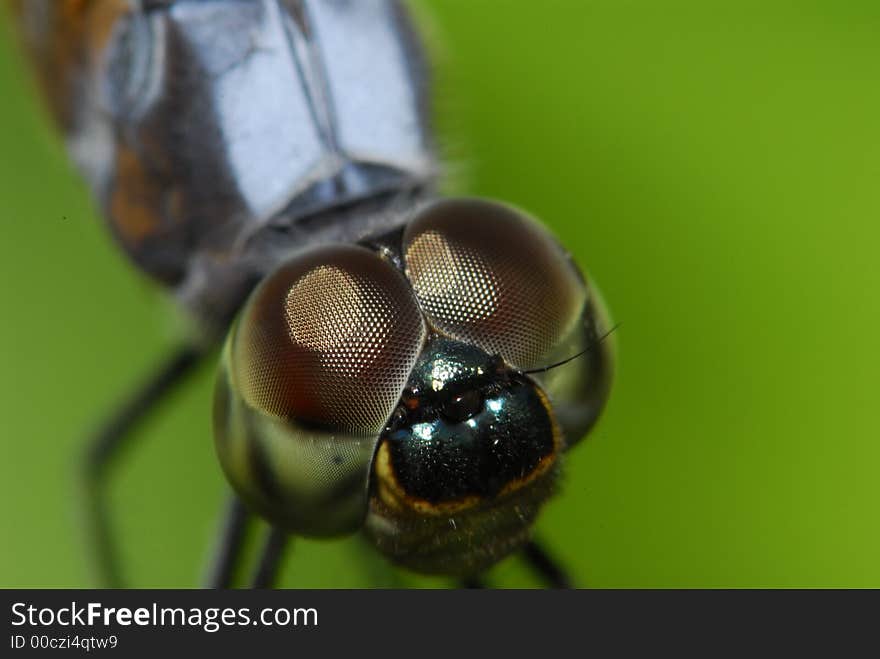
250 526 290 588
459 576 487 589
203 494 252 588
521 539 573 589
79 344 204 587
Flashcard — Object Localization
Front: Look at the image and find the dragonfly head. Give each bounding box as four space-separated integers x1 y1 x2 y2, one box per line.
213 198 614 575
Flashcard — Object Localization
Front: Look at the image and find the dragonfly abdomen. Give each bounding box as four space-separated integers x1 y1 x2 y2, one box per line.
14 0 435 329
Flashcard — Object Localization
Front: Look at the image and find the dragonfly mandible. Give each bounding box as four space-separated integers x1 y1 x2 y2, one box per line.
10 0 615 588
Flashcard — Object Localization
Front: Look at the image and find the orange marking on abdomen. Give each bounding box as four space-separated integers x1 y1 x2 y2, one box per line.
10 0 130 131
109 143 166 246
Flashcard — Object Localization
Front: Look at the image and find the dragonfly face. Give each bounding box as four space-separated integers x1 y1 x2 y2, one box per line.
216 198 614 575
12 0 614 583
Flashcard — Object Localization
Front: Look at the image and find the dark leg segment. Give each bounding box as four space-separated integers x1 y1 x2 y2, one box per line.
459 576 486 589
79 344 204 587
203 494 252 589
521 540 573 589
251 526 290 589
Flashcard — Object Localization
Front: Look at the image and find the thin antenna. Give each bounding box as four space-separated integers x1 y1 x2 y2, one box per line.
523 323 621 375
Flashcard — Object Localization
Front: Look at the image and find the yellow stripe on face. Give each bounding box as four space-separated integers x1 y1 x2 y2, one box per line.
373 440 483 516
372 386 562 518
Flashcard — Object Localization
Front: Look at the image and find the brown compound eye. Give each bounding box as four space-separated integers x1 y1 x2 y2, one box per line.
230 245 426 433
402 199 588 370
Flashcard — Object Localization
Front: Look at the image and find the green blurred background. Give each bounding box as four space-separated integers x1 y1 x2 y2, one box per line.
2 0 879 588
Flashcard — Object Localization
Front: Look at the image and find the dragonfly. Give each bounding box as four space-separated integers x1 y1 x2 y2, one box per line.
10 0 615 588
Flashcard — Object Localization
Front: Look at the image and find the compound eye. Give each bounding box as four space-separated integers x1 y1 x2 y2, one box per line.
403 199 587 370
231 245 426 433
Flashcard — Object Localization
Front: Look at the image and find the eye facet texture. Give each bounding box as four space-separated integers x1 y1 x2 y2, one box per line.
403 199 588 370
231 245 426 433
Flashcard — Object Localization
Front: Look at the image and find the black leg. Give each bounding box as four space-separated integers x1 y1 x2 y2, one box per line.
521 540 573 589
203 494 252 589
79 344 204 588
459 576 487 589
250 526 290 589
